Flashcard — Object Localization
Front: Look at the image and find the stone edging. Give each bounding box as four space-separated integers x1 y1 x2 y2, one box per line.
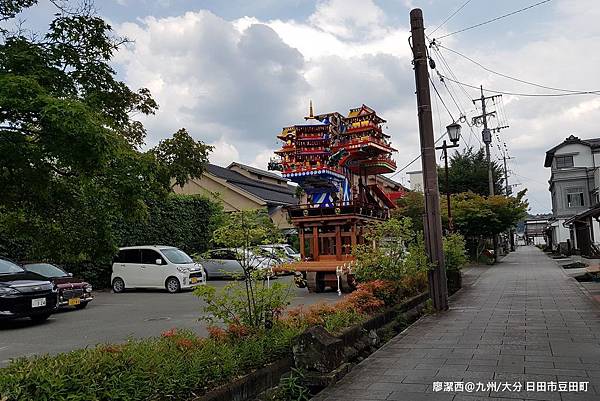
191 357 292 401
192 292 431 401
547 251 600 308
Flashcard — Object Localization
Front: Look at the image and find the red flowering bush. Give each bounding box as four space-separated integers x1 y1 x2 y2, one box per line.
227 322 251 339
207 326 228 342
341 285 385 314
161 328 177 338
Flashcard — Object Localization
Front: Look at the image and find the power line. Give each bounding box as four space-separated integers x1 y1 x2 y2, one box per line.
437 43 600 95
429 0 474 36
429 42 475 107
429 77 455 121
435 0 553 40
440 75 600 97
427 43 483 147
390 131 448 178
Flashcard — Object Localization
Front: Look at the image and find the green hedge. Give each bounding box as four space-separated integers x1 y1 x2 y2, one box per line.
117 194 222 257
0 194 222 288
0 326 298 401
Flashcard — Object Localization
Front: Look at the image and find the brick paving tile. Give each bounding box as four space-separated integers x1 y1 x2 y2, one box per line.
310 247 600 401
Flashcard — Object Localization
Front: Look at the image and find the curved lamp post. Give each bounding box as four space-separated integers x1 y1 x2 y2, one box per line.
436 122 461 232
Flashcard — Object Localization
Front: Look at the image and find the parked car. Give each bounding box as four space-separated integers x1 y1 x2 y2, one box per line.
22 262 93 309
199 248 281 280
111 246 204 293
0 257 57 322
260 244 300 261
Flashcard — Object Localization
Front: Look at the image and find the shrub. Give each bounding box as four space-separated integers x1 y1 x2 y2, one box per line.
443 233 468 271
195 271 293 330
352 217 430 283
0 327 300 401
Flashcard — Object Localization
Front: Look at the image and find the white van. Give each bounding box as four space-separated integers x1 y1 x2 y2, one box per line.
111 246 205 293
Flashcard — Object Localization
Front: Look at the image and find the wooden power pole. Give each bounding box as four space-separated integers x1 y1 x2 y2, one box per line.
472 87 509 261
410 8 448 311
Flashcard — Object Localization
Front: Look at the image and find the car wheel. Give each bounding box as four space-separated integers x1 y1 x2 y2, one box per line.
75 301 89 310
203 269 209 281
112 277 125 293
30 313 51 323
165 277 181 293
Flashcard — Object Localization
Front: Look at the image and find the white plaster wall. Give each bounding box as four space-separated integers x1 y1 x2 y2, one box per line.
552 220 571 243
407 171 423 192
593 219 600 245
555 143 593 168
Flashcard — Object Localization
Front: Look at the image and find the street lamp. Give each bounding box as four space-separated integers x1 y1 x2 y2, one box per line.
436 122 462 232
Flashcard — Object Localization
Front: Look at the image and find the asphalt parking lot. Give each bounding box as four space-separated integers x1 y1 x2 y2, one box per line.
0 277 341 364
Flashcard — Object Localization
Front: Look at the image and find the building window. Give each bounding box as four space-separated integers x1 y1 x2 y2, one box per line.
555 155 574 169
567 187 585 208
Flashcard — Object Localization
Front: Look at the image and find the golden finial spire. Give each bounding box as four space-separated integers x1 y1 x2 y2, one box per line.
304 100 314 120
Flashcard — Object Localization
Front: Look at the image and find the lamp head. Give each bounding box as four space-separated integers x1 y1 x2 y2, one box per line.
446 122 461 144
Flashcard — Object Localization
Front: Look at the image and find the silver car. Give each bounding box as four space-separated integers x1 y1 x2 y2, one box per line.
200 248 281 280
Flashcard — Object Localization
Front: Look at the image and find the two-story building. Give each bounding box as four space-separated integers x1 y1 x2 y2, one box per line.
174 162 298 230
544 135 600 255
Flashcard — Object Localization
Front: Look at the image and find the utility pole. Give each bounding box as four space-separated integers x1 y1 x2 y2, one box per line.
503 154 512 196
472 86 509 261
410 8 448 311
503 153 516 251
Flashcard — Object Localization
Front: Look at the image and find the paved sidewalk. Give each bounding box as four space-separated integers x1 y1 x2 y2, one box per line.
313 246 600 401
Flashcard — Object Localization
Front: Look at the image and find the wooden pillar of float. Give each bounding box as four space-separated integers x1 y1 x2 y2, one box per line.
299 225 305 260
335 225 342 259
312 225 319 261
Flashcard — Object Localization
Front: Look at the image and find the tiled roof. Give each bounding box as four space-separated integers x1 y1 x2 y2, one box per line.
227 162 285 181
206 164 297 206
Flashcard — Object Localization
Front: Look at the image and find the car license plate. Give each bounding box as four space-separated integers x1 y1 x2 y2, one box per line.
68 298 80 306
32 298 46 308
191 277 198 284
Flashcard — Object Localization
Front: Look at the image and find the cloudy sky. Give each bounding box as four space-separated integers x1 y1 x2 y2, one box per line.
16 0 600 213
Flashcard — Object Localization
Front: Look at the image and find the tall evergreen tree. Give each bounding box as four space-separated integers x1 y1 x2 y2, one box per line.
438 147 505 196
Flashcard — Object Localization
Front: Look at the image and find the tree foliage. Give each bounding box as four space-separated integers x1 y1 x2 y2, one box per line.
352 217 431 283
452 190 528 259
392 191 425 232
0 2 212 266
196 209 292 330
439 147 505 196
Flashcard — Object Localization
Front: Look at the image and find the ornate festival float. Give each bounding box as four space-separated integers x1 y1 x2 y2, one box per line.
269 103 402 293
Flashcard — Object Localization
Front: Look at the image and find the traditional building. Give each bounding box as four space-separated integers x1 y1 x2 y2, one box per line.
544 135 600 255
174 162 297 229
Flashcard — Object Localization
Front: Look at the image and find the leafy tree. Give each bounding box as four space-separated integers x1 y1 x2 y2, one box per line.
195 209 293 329
0 2 211 265
392 191 425 232
439 147 505 196
452 191 528 259
153 128 213 189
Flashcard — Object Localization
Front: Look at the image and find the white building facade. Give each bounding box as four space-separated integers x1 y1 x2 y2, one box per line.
544 135 600 254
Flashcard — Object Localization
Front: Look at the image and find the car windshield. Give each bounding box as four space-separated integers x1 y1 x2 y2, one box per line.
161 248 193 264
283 245 296 255
25 263 68 278
0 259 25 274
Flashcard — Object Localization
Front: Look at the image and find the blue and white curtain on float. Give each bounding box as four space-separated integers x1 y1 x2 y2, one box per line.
341 178 350 206
312 191 334 208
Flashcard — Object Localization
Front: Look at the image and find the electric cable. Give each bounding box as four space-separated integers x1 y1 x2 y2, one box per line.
429 0 474 36
435 0 552 40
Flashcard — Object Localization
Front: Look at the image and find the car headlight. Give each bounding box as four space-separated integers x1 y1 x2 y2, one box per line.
177 266 190 273
85 285 92 293
0 287 19 296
